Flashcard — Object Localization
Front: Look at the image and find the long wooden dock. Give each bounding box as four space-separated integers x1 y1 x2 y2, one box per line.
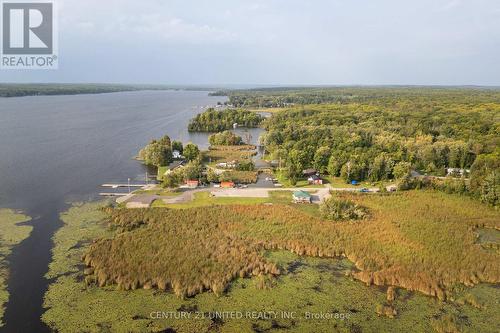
101 184 147 189
99 192 129 197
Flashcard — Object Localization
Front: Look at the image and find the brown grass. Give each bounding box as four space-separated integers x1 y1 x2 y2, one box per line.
83 191 500 300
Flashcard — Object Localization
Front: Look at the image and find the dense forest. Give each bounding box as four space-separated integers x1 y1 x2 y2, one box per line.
251 89 500 206
213 86 500 108
188 108 263 132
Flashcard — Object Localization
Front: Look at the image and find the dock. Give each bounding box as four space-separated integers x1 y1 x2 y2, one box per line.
101 184 148 189
99 192 129 197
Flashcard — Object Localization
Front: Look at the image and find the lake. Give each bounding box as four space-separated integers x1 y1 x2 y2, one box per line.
0 90 264 332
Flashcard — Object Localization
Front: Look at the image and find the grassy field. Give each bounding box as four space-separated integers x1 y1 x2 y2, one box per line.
152 191 319 216
42 200 500 333
0 209 32 327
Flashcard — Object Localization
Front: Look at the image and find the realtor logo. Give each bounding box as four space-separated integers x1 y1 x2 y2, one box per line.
1 0 58 69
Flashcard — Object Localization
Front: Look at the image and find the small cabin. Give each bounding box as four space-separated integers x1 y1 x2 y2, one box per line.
186 180 199 189
221 181 235 188
293 190 312 203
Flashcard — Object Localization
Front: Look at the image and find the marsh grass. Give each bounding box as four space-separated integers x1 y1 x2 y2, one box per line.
0 209 32 327
43 201 500 333
84 191 499 303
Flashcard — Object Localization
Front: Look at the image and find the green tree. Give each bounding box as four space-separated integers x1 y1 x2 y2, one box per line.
158 135 171 148
313 146 331 174
183 143 200 161
142 142 172 167
172 140 183 154
206 168 219 183
327 155 342 177
286 149 305 185
182 159 203 181
393 161 412 180
208 131 243 146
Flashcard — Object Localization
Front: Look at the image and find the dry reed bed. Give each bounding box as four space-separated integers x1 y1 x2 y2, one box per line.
83 191 500 300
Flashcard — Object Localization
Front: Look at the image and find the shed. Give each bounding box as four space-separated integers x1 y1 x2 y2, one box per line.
293 190 312 203
221 181 235 188
186 180 199 188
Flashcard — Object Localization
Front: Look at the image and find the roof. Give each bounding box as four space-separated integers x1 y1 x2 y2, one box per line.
293 190 311 198
186 180 198 184
167 161 184 170
308 174 320 180
302 168 317 175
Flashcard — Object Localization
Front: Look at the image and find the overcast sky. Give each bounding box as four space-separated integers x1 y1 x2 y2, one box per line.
1 0 500 86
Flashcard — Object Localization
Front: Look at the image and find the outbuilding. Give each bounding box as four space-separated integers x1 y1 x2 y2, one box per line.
221 181 235 188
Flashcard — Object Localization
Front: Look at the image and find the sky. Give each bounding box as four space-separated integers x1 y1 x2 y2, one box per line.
1 0 500 86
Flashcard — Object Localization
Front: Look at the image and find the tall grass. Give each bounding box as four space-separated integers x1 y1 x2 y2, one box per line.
83 191 500 300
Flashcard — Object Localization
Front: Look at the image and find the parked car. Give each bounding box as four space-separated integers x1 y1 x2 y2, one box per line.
360 188 369 193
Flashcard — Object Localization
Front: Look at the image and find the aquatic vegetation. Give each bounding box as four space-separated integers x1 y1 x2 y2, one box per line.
84 191 499 302
0 209 32 327
43 201 500 333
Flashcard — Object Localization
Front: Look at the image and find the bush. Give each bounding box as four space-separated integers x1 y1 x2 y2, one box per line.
209 131 243 146
320 196 369 221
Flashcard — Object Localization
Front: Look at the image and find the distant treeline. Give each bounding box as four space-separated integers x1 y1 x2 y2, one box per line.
188 108 263 132
0 84 222 97
213 86 500 108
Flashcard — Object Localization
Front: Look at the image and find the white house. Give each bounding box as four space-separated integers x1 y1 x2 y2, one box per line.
172 150 183 159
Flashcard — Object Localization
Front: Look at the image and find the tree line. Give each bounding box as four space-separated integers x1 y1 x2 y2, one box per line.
260 97 499 206
188 108 263 132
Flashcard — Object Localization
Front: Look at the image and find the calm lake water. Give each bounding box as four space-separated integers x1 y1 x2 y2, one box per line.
0 90 265 332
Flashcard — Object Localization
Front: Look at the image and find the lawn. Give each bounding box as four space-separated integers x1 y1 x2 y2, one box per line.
132 188 179 196
153 191 319 216
152 192 270 209
273 170 327 188
156 166 167 180
0 209 32 327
